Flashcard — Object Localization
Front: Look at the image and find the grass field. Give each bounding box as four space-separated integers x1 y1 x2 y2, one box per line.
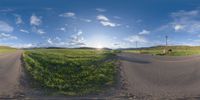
0 46 16 54
23 49 117 95
124 46 200 56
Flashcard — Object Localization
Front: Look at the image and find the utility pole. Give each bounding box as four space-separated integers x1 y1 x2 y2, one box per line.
164 35 168 54
165 35 168 46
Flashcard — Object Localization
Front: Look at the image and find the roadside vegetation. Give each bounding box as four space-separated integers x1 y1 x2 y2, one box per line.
0 46 16 54
23 49 117 95
124 46 200 56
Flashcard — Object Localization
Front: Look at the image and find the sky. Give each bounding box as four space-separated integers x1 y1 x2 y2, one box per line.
0 0 200 48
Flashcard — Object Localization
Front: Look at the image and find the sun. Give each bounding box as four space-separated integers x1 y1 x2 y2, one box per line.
96 44 103 49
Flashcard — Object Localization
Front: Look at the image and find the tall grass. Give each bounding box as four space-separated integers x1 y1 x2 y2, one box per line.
23 49 117 95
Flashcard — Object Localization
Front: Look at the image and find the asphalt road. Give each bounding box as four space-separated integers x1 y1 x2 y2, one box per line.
118 52 200 99
1 50 200 99
0 50 22 98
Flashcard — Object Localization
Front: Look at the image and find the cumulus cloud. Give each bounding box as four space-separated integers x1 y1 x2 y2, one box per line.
45 37 67 47
30 14 42 26
55 37 61 41
59 12 76 18
47 38 53 44
69 30 85 46
14 14 23 25
96 8 106 12
0 33 17 40
0 21 14 33
174 24 184 31
138 30 150 35
20 29 29 33
30 14 45 35
171 10 199 19
36 29 45 34
58 27 66 32
97 15 119 27
170 9 200 33
32 27 45 35
125 35 147 43
97 15 109 21
100 21 117 27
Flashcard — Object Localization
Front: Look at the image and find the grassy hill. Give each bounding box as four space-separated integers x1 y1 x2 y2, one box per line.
124 46 200 56
0 46 17 53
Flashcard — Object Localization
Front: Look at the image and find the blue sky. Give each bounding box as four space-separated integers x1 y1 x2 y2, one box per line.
0 0 200 48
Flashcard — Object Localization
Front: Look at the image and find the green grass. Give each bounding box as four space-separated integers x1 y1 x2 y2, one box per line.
0 46 16 53
124 46 200 56
23 49 117 95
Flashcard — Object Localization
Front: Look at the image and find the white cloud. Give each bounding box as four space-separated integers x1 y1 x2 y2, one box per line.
36 29 45 34
69 30 85 46
174 24 184 31
97 15 109 21
97 15 119 27
47 38 53 44
125 35 147 43
45 37 63 46
84 19 92 22
77 30 83 35
30 14 42 26
32 27 45 35
155 9 200 39
14 14 23 25
55 37 61 41
80 18 92 22
171 10 199 19
96 8 106 12
0 21 14 33
20 29 29 33
138 30 150 35
59 27 66 32
59 12 75 18
0 33 17 40
100 21 117 27
170 9 200 33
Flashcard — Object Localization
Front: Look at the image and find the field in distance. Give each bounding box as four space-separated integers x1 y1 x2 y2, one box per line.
123 46 200 56
0 46 17 54
23 49 117 95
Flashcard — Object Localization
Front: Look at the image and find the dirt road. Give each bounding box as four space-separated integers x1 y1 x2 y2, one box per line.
118 52 200 99
0 50 22 98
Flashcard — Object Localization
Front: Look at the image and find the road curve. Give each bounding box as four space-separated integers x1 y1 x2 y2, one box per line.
0 50 23 98
118 52 200 99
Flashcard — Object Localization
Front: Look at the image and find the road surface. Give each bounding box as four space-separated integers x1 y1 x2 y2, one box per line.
118 52 200 99
0 50 22 98
1 50 200 99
